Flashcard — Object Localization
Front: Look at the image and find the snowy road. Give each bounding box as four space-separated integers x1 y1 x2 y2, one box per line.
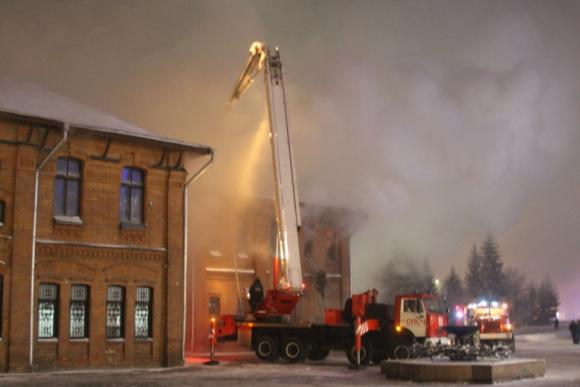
1 328 579 386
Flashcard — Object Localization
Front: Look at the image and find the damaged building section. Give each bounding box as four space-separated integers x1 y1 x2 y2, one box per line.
186 194 364 353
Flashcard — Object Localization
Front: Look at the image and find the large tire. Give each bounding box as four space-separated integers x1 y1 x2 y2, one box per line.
308 347 330 361
280 336 308 363
255 335 279 361
346 338 374 366
393 344 411 360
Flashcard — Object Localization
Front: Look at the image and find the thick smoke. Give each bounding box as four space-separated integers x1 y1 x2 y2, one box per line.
1 0 580 314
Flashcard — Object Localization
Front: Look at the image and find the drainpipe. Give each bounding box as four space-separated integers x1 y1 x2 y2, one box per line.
29 123 69 368
182 149 214 358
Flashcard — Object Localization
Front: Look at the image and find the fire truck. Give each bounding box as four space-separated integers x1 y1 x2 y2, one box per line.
450 301 515 351
219 42 448 365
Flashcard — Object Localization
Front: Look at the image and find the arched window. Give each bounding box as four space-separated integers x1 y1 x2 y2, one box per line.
135 287 153 338
120 167 144 224
70 284 90 339
106 286 125 339
54 157 82 218
38 283 59 338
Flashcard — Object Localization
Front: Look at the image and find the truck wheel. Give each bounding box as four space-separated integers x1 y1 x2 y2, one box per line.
308 348 330 361
393 344 411 360
346 339 374 366
280 336 307 363
255 335 279 361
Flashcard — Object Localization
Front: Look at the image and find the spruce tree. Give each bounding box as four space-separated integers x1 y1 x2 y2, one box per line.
480 235 505 300
537 276 560 324
465 243 483 299
443 267 465 307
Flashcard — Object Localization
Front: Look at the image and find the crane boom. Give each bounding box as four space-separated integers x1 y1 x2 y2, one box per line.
230 42 303 293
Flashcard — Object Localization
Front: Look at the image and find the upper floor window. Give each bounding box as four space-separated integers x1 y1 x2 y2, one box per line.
106 286 125 339
0 200 4 226
70 284 90 339
120 168 144 224
38 283 59 339
135 287 153 338
54 157 82 218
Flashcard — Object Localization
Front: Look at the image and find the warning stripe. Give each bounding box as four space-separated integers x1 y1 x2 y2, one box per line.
355 321 369 336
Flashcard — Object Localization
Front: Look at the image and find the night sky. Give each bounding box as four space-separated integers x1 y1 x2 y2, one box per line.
1 1 580 316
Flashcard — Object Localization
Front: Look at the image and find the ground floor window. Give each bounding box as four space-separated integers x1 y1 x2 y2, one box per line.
70 284 90 338
38 283 59 338
135 287 153 338
106 286 125 338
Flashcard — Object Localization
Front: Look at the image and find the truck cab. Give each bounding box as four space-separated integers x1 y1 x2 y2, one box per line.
394 294 449 345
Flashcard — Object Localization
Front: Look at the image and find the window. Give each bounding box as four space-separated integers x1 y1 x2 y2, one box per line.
120 167 144 224
38 283 59 338
402 298 424 314
135 287 153 338
54 157 82 218
0 200 4 225
106 286 125 339
70 285 90 339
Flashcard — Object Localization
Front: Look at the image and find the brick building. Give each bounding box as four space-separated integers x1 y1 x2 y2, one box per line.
185 194 357 353
0 78 212 371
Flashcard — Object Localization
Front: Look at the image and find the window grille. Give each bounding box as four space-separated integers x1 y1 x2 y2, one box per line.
120 168 144 224
70 285 89 339
54 157 82 217
135 287 153 338
38 283 59 338
106 286 125 339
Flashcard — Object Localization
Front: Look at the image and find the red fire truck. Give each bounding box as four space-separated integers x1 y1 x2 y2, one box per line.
450 301 515 350
219 42 448 365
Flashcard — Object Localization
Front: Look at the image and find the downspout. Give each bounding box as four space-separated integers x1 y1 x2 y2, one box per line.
182 149 214 358
29 123 69 368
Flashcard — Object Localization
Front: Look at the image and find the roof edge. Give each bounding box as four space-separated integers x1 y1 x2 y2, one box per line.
0 108 213 155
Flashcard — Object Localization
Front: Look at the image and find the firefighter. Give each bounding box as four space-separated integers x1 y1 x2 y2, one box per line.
569 320 579 344
249 278 264 312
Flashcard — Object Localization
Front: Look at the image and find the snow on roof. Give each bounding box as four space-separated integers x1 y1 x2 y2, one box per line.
0 75 211 153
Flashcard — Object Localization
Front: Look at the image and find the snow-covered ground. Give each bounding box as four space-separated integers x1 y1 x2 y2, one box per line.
1 327 579 386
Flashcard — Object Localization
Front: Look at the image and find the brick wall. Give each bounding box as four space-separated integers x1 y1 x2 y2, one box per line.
0 116 197 371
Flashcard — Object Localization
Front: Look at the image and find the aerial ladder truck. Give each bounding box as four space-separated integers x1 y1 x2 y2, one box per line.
217 42 448 365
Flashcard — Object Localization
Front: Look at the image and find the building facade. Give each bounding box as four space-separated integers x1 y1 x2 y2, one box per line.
185 195 356 353
0 81 212 371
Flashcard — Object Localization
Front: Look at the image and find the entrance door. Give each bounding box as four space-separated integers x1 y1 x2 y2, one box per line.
399 297 427 338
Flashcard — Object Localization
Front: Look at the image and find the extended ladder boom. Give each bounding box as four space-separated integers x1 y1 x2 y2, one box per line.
230 42 303 292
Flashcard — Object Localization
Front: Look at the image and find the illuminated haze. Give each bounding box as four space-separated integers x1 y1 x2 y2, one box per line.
1 1 580 314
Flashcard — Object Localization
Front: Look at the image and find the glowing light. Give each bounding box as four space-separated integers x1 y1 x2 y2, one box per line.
210 317 216 323
396 326 402 333
506 323 512 331
491 301 499 308
478 300 488 307
502 303 508 309
455 311 464 319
